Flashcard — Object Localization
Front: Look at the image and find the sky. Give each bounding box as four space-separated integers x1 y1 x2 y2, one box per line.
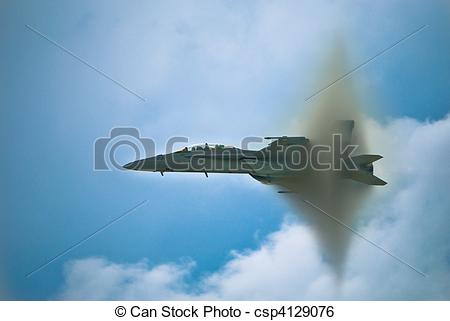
1 0 449 300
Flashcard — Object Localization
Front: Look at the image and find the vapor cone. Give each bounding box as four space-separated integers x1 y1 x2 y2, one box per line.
279 41 373 276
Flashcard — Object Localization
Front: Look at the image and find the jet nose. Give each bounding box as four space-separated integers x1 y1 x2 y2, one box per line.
123 156 163 171
122 159 146 170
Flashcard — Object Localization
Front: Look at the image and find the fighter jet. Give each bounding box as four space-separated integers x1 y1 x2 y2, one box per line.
123 120 386 187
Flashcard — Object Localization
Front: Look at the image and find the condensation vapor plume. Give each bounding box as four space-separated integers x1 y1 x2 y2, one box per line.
278 40 373 277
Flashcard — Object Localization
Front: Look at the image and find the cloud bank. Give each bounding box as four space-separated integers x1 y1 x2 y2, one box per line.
58 114 450 300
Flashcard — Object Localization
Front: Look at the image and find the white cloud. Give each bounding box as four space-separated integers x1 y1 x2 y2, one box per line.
64 0 408 137
58 258 195 300
58 114 450 300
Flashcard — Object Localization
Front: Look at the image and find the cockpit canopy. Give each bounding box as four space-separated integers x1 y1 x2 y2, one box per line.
176 143 235 152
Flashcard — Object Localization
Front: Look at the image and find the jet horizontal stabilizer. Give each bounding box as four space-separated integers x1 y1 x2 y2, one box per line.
351 154 383 165
347 154 387 185
348 171 387 185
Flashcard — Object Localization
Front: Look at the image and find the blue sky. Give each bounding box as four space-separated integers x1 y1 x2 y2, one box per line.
1 0 449 300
